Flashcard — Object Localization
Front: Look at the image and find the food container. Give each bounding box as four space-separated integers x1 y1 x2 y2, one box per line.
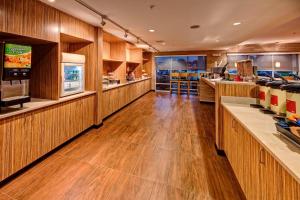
256 79 272 109
266 80 287 115
281 84 300 117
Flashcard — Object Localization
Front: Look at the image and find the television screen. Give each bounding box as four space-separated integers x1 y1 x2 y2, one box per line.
4 43 32 69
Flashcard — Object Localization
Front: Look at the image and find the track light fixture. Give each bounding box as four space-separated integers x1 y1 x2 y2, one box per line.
124 30 128 38
74 0 159 51
137 37 140 44
101 16 106 26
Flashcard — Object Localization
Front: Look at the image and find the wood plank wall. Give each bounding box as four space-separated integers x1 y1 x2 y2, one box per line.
1 0 60 43
31 44 59 100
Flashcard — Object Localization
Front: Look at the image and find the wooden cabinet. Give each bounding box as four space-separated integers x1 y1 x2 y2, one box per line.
0 94 95 181
102 79 151 118
2 0 60 42
216 82 259 150
223 108 300 199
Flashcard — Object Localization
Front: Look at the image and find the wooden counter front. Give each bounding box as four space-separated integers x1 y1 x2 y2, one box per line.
102 78 151 118
0 92 96 182
222 98 300 199
198 78 216 102
215 81 258 150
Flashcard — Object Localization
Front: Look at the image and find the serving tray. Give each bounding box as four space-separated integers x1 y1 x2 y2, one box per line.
275 123 300 148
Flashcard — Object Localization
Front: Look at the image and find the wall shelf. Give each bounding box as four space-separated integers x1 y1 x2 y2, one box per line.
103 58 124 63
126 61 140 65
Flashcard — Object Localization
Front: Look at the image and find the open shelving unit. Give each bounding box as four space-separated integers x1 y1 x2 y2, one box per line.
60 31 97 94
102 31 151 83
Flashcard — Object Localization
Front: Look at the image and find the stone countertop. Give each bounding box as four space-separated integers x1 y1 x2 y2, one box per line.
221 96 300 183
103 77 151 91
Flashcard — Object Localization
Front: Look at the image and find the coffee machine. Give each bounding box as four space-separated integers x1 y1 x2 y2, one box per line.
0 43 31 109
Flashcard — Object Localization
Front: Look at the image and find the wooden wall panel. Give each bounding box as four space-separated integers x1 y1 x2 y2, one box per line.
96 28 103 125
36 1 59 42
31 43 59 100
110 42 126 60
22 0 36 38
4 0 23 35
2 0 59 42
60 12 95 42
0 95 95 181
0 0 4 32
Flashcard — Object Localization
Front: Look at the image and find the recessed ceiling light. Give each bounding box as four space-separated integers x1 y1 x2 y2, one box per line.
216 39 220 42
233 22 241 26
48 0 55 2
149 29 155 33
190 25 200 29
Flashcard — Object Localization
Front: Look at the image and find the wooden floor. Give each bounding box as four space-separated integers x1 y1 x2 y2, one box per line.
0 92 245 200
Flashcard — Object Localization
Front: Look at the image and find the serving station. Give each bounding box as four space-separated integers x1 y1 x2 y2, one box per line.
221 96 300 199
0 0 153 183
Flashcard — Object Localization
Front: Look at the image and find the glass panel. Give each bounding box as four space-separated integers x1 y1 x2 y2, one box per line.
155 55 207 92
227 55 248 69
171 56 187 71
273 54 299 72
249 55 273 71
156 83 170 91
156 70 170 83
155 57 172 70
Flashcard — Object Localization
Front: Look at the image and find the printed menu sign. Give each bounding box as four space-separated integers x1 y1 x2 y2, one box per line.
4 44 32 69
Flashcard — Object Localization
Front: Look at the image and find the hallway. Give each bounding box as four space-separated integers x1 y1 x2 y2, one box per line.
0 92 244 200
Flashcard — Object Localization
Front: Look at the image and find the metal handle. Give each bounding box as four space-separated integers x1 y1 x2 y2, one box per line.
260 148 265 165
231 118 237 132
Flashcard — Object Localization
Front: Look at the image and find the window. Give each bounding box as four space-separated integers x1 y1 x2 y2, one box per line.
227 53 300 77
155 55 207 91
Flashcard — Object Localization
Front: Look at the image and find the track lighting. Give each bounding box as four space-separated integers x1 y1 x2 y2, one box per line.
74 0 159 52
101 16 106 26
137 37 140 44
124 30 128 38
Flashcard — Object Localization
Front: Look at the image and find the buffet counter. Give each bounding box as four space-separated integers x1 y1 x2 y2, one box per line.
0 91 96 120
103 77 152 91
221 96 300 198
102 78 152 118
0 91 96 182
198 78 216 102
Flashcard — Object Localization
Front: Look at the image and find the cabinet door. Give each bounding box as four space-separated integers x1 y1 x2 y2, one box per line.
223 109 231 156
244 128 261 199
260 148 283 199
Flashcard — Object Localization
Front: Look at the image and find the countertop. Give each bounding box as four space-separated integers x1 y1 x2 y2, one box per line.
221 96 300 183
0 91 96 120
103 77 151 91
201 78 216 88
202 77 256 87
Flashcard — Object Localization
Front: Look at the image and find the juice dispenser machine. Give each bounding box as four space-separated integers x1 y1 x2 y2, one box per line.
0 43 31 109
